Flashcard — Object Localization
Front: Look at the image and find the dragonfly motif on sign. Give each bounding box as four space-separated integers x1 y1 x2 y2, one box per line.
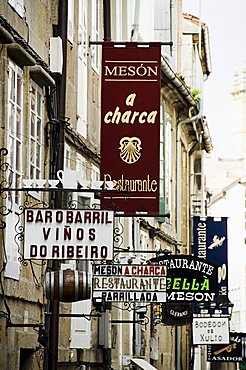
208 235 226 250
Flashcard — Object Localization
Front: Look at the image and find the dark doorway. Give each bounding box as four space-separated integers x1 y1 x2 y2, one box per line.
19 348 35 370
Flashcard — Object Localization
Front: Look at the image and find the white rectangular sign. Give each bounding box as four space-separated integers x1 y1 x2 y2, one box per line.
192 317 229 345
92 264 167 302
24 209 114 260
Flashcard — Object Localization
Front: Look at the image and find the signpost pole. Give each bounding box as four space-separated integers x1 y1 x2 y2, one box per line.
102 2 112 369
45 1 68 369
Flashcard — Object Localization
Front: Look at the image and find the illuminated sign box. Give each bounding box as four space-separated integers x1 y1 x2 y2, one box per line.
24 209 114 260
148 255 218 303
92 264 167 302
100 42 161 214
192 317 229 345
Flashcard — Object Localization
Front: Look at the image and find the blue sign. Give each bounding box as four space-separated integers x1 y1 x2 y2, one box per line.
193 216 228 313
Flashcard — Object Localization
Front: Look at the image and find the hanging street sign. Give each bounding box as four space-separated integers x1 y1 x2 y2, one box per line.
100 42 161 214
207 332 246 362
92 264 167 302
193 216 228 313
162 303 193 326
24 209 114 260
192 317 229 345
148 255 218 303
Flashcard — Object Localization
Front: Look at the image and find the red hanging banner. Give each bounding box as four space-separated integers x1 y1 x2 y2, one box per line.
100 42 161 214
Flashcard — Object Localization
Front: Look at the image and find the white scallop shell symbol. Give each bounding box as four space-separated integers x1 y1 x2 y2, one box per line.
119 137 142 164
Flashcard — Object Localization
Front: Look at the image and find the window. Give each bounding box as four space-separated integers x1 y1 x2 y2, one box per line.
193 155 202 191
91 0 100 72
190 151 203 215
70 154 92 349
155 239 161 251
67 0 74 44
156 105 172 223
76 154 90 208
70 285 92 349
78 0 88 61
91 163 99 182
140 230 148 250
65 143 71 170
74 156 100 208
7 60 23 205
77 0 88 137
4 210 20 280
91 164 100 207
164 112 172 218
29 82 42 180
76 153 86 179
116 2 123 39
154 0 172 57
5 59 23 280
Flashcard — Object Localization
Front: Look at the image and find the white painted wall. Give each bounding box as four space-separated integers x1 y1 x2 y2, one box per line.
207 182 246 332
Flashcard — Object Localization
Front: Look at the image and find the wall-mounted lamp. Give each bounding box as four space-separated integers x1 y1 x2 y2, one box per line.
136 305 147 319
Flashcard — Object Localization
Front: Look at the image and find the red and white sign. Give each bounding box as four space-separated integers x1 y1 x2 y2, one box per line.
92 264 167 302
24 209 114 260
100 42 161 214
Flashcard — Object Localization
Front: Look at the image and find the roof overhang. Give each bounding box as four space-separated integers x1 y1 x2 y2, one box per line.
161 58 213 153
161 56 197 109
181 116 213 154
183 12 212 76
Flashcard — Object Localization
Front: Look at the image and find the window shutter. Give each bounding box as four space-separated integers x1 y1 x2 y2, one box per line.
70 299 92 348
67 0 74 44
77 0 88 137
4 209 20 280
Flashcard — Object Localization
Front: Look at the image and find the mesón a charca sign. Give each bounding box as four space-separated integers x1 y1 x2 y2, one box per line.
100 42 161 214
148 255 218 303
92 264 167 302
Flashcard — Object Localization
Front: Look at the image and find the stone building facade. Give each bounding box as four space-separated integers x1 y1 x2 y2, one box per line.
0 1 212 369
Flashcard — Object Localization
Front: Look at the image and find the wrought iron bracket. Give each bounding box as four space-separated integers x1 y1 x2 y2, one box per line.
45 312 102 319
89 41 174 47
111 319 146 324
6 322 43 328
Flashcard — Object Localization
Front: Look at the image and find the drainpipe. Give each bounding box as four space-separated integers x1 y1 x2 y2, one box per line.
103 0 111 41
199 133 205 218
175 96 212 369
102 4 112 369
175 104 203 370
46 2 68 370
177 96 212 154
175 117 183 370
170 0 173 56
